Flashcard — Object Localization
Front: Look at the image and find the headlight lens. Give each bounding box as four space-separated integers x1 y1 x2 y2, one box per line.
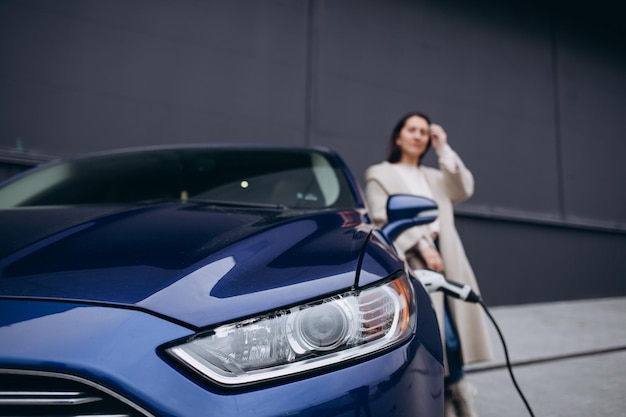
166 273 415 386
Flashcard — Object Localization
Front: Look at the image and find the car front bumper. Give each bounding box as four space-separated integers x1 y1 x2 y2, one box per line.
0 298 443 417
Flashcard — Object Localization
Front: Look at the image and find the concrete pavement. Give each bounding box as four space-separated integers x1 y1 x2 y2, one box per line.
464 296 626 417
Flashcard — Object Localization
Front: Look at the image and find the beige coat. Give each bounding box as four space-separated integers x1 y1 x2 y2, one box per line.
365 151 493 368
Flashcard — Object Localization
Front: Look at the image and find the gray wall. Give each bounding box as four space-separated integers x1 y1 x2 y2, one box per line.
1 0 625 306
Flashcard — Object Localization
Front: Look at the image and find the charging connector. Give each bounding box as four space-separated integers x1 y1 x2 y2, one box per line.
413 269 481 303
413 269 535 417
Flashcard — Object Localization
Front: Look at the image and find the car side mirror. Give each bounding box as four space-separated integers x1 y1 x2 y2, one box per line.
381 194 438 241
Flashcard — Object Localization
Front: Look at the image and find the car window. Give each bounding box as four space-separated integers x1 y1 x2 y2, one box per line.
0 148 359 210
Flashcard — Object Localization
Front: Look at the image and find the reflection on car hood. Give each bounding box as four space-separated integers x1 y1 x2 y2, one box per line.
0 203 374 328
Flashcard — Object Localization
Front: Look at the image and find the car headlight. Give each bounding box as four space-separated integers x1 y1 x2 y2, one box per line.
165 272 416 387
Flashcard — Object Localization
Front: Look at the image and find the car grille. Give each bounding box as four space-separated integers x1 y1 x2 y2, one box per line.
0 369 155 417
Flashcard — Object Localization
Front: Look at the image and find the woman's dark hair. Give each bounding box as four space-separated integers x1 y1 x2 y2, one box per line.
386 112 432 164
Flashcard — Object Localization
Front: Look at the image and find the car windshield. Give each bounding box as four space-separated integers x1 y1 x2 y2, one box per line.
0 148 359 210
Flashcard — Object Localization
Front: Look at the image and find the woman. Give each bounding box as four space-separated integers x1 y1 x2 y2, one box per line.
365 112 493 417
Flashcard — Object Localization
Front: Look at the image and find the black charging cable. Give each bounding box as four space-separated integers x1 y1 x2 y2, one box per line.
413 270 536 417
477 298 536 417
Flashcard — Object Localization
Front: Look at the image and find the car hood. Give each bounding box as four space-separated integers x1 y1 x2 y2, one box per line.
0 203 378 328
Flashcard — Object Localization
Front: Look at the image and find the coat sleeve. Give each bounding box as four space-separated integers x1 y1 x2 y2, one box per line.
364 164 433 256
438 146 474 205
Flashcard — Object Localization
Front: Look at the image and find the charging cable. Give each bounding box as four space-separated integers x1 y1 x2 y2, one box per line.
413 269 536 417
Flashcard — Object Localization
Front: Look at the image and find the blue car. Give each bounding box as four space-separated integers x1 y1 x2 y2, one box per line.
0 145 443 417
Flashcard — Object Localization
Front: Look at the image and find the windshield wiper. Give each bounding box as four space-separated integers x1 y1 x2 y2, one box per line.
136 198 287 210
195 199 288 210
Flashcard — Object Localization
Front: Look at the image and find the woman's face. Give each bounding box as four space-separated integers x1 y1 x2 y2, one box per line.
396 115 430 161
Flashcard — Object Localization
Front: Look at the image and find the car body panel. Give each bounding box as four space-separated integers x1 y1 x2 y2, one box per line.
0 289 443 417
0 204 385 328
0 145 443 416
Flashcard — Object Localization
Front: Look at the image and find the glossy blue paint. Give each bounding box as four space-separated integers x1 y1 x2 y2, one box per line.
0 298 443 417
0 145 444 416
382 194 439 242
357 230 406 288
0 204 381 328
